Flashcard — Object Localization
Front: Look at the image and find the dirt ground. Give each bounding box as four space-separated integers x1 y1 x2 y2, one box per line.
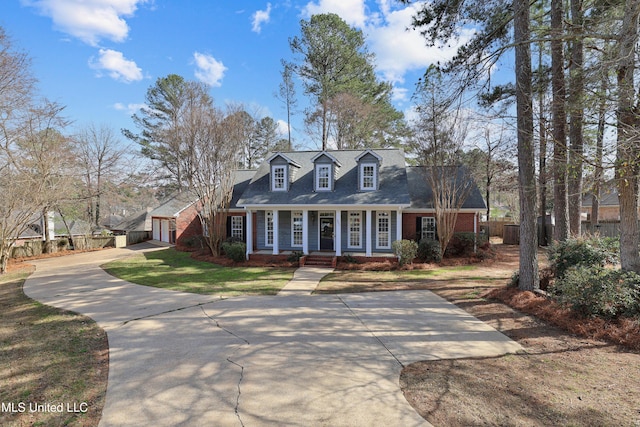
400 244 640 427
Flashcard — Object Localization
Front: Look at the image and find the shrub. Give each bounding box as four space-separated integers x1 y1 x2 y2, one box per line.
57 238 69 249
417 239 442 263
444 232 487 257
548 236 619 279
550 266 640 319
287 250 304 262
341 254 359 264
392 239 419 266
221 242 246 263
476 241 496 260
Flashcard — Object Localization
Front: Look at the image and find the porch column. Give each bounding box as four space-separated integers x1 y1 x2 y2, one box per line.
365 209 372 257
335 210 342 256
272 209 279 255
246 210 253 259
396 208 403 242
302 209 309 255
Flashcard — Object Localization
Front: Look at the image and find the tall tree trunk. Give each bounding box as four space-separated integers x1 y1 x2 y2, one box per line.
514 0 539 290
568 0 584 236
591 75 607 227
538 38 548 247
616 0 640 273
551 0 569 241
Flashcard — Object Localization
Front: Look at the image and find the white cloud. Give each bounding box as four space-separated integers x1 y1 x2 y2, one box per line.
22 0 148 46
89 49 143 83
276 119 290 136
302 0 367 28
114 102 146 115
193 52 227 87
251 3 272 33
366 4 473 84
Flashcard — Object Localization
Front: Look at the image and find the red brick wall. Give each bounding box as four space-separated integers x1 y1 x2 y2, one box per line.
175 204 202 247
402 212 478 241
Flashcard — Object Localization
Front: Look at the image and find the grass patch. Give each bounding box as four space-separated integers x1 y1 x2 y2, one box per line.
0 265 107 427
103 248 294 296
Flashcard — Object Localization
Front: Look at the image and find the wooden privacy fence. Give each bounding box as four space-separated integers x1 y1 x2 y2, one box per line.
480 220 516 238
581 221 622 238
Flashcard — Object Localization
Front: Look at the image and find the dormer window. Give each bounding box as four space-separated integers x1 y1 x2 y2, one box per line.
272 165 286 191
355 149 381 191
360 163 376 190
316 164 331 191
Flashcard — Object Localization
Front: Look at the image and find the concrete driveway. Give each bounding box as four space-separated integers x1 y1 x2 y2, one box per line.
24 244 522 426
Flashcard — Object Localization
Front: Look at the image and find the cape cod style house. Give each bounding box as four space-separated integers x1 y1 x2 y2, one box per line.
235 148 486 259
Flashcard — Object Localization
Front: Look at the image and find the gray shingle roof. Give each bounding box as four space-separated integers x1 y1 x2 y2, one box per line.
237 149 411 207
406 166 486 210
150 191 199 218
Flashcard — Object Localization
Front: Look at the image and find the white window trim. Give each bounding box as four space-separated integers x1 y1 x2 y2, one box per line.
376 211 391 249
265 211 274 246
231 216 243 239
348 211 362 249
360 163 377 191
291 211 303 247
315 164 331 191
272 165 287 191
421 217 436 241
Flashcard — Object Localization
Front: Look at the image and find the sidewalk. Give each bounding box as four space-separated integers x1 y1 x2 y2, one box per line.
277 266 334 296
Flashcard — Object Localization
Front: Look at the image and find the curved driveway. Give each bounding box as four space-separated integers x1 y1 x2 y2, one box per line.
24 243 521 426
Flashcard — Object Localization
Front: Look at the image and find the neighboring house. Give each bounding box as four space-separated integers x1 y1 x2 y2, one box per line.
236 149 486 258
111 207 154 245
581 184 640 222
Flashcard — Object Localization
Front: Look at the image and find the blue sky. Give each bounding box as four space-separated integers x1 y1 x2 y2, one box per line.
1 0 473 149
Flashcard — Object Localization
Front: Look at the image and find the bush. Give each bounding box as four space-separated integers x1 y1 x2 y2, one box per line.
287 250 304 262
445 232 486 257
392 239 418 266
221 242 246 263
548 236 619 279
341 254 359 264
417 239 442 263
550 266 640 320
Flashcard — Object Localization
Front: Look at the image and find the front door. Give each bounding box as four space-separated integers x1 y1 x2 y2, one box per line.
319 217 334 250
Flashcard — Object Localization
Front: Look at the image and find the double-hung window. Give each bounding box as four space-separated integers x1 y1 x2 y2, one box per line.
377 211 390 248
272 166 286 191
421 217 436 240
316 165 331 191
361 164 376 190
348 211 361 248
231 216 243 239
292 211 303 246
265 211 274 246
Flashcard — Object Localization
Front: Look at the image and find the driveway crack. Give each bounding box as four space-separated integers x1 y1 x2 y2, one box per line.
337 296 405 368
120 298 226 326
200 306 248 427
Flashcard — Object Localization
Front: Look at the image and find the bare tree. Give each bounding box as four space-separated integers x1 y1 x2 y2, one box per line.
175 86 243 256
74 123 130 227
413 71 474 255
275 63 297 150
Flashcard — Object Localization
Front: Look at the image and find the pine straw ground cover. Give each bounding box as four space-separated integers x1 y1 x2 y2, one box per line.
0 262 107 427
320 244 640 426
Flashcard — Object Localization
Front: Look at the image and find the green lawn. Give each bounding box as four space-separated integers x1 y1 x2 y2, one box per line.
102 248 295 295
0 266 107 427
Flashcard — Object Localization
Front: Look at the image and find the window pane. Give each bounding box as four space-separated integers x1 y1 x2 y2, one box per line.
266 211 273 245
231 216 243 239
362 164 375 189
292 211 303 246
273 167 285 190
377 211 390 248
317 165 330 189
348 211 361 247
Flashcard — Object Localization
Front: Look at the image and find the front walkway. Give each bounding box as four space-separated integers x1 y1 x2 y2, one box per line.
277 266 334 296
